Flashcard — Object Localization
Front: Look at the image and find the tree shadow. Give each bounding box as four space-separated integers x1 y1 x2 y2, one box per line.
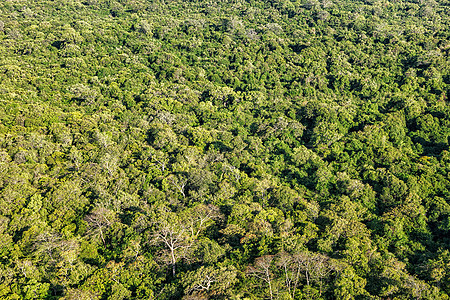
119 206 144 226
51 41 65 49
411 136 448 156
206 141 231 152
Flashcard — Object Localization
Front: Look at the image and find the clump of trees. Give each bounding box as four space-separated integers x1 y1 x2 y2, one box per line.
0 0 449 298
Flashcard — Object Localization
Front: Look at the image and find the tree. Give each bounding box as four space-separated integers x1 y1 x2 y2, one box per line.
167 174 188 198
85 206 116 245
276 251 301 299
274 251 335 297
428 250 450 295
247 255 275 300
149 204 221 276
333 266 368 299
182 265 238 297
149 205 190 276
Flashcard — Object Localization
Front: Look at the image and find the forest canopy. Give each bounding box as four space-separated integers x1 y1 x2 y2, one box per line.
0 0 449 299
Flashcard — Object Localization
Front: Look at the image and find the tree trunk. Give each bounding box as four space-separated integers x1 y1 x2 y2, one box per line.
171 249 176 276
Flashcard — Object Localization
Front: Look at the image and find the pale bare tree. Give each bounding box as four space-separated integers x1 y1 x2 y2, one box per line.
292 252 333 297
150 204 222 276
150 205 192 276
183 204 222 239
247 255 275 300
85 205 116 245
182 265 238 297
149 149 169 172
168 174 188 198
276 251 302 299
34 231 61 263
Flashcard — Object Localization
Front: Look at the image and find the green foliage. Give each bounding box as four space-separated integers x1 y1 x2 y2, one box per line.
0 0 449 298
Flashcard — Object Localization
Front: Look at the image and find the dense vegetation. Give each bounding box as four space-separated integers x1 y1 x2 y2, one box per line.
0 0 449 298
